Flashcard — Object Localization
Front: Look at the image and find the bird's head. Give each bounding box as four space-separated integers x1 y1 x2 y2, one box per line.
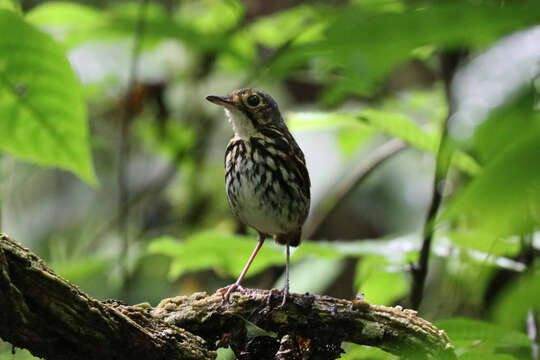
206 88 284 139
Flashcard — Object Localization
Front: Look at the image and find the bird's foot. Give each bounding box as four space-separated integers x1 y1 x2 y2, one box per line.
278 286 289 308
265 288 280 307
265 287 289 308
218 283 244 303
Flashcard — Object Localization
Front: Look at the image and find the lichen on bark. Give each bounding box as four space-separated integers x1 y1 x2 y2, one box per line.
0 233 455 360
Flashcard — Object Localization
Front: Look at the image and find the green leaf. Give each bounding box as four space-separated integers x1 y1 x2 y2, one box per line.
148 230 525 287
355 255 408 305
0 0 20 12
443 88 540 240
148 231 285 280
359 108 437 151
293 240 341 259
381 87 448 128
286 111 366 131
148 230 349 281
471 91 538 164
443 230 520 257
134 118 195 160
331 234 419 259
266 2 540 101
338 126 375 158
249 5 323 48
274 257 345 294
51 257 110 283
176 0 244 34
326 2 540 90
49 256 112 297
458 353 517 360
442 124 540 237
0 10 97 185
288 109 480 175
0 347 39 360
360 108 481 175
26 2 102 28
216 347 235 360
436 318 529 354
340 343 396 360
36 2 234 51
493 268 540 330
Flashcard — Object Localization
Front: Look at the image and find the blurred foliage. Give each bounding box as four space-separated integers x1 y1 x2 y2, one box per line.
340 343 398 360
493 266 540 330
354 255 408 305
149 231 286 279
437 318 531 359
0 9 95 184
288 108 480 174
1 0 540 359
443 90 540 238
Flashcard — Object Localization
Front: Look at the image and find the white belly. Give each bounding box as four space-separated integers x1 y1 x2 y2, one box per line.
226 157 303 235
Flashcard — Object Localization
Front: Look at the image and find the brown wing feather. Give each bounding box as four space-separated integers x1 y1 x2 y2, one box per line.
259 125 311 247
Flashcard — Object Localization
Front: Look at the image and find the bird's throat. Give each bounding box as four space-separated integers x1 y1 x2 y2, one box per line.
224 108 258 139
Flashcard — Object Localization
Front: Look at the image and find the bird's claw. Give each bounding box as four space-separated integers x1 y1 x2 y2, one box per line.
278 287 289 308
218 283 243 303
265 287 289 308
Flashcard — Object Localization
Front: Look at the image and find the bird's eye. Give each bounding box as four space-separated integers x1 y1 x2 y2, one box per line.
246 95 260 107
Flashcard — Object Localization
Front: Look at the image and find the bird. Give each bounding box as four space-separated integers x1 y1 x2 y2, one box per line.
206 88 311 304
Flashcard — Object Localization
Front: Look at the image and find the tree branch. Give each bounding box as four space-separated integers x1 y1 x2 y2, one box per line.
0 234 213 360
0 234 455 359
153 290 455 359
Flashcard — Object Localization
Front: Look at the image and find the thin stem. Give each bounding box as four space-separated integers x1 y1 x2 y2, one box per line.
528 309 539 360
409 49 467 310
523 234 538 360
118 0 149 299
0 154 2 232
303 138 406 240
409 136 449 309
91 1 246 252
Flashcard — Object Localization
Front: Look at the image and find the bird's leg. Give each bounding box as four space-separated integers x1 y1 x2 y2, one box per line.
220 232 265 302
279 243 291 307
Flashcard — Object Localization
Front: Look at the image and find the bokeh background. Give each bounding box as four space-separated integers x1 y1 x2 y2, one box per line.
0 0 539 359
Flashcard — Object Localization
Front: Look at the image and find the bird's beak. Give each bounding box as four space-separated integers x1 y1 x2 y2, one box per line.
206 95 233 107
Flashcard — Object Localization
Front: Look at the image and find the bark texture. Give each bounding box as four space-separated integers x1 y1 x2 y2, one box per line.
0 234 455 359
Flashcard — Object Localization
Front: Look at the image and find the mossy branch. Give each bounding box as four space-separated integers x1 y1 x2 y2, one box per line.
0 234 455 359
0 234 213 360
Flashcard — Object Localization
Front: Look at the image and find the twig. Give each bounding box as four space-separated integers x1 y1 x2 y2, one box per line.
0 234 455 360
303 138 407 240
117 0 149 298
409 49 467 310
528 309 539 360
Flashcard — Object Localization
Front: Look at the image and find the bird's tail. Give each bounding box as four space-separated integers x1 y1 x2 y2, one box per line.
274 228 302 247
